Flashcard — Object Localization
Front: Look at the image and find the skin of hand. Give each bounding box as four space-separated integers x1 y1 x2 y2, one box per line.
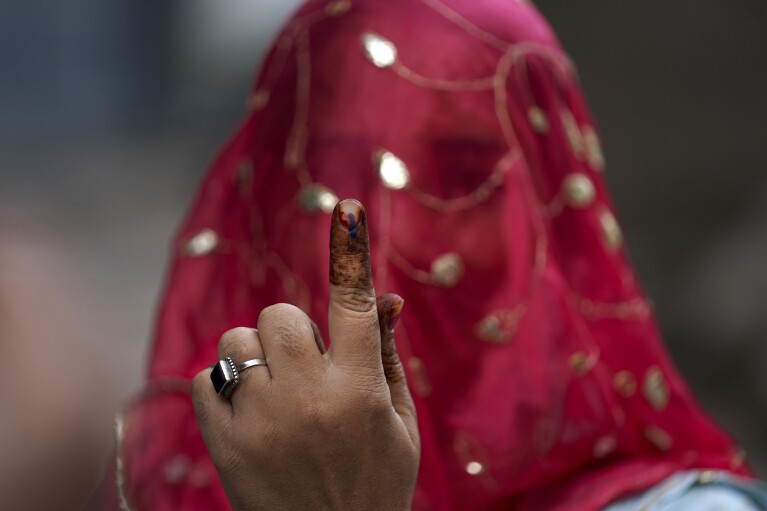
191 199 420 511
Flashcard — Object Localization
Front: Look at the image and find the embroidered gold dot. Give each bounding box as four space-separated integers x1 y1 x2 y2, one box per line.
475 315 511 344
163 455 190 484
298 184 338 214
569 351 595 376
528 107 549 134
362 33 397 68
642 366 669 411
561 110 585 160
598 209 623 252
430 253 464 287
183 229 219 257
374 150 410 189
613 371 637 398
593 435 616 459
325 0 351 16
284 147 302 170
247 89 270 111
562 173 595 208
465 461 484 476
582 126 606 172
644 425 672 452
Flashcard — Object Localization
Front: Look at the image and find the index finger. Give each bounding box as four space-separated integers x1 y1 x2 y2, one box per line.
327 199 381 366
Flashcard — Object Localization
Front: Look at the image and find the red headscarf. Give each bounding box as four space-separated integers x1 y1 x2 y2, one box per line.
105 0 750 509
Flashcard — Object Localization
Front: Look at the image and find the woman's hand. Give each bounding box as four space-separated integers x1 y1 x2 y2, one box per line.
191 199 420 511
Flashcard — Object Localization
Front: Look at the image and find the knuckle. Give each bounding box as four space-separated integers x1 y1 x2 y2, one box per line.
260 305 314 357
382 355 406 385
218 327 255 357
258 303 299 325
220 340 249 359
332 287 377 315
221 326 255 341
276 320 308 347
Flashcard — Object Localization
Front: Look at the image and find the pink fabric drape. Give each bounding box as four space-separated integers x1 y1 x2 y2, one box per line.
103 1 750 509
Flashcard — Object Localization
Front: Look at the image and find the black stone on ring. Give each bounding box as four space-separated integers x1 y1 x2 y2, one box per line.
211 357 240 398
211 356 269 398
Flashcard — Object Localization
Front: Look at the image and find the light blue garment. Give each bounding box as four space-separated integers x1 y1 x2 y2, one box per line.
604 471 767 511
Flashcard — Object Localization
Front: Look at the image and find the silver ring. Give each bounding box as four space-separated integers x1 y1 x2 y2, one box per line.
210 357 269 398
238 358 268 372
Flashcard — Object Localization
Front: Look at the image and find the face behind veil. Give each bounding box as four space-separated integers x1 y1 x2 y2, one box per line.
108 1 749 510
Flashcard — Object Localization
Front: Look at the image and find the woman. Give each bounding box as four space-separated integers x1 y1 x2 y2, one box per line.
104 0 765 509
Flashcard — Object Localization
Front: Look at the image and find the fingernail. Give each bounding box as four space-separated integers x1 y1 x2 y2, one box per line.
377 294 404 332
337 199 365 239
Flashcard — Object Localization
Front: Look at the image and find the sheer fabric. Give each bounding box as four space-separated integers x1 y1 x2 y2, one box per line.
104 1 751 510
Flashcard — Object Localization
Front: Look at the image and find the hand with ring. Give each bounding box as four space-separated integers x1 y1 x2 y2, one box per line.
191 199 420 511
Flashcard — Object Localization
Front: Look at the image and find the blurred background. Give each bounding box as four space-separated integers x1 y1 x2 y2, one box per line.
1 0 765 507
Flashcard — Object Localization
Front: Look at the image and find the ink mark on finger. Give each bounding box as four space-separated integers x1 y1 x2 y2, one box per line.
337 200 365 240
330 199 372 288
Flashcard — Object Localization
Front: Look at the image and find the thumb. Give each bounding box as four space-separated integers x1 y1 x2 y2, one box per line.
376 294 418 444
